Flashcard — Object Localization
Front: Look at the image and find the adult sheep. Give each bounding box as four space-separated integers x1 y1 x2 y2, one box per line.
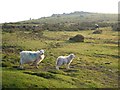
19 49 45 69
56 54 75 70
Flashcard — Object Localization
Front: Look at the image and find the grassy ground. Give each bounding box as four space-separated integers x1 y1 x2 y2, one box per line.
2 27 119 88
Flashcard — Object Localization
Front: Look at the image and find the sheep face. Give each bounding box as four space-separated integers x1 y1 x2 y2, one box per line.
69 54 75 59
39 50 44 55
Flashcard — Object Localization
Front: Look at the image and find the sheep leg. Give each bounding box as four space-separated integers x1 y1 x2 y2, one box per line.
31 58 39 66
66 64 70 69
56 66 60 70
35 65 39 69
34 62 39 69
19 64 23 69
30 63 33 66
19 59 24 69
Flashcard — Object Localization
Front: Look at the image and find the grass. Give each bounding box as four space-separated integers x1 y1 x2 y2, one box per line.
2 69 78 88
2 27 119 88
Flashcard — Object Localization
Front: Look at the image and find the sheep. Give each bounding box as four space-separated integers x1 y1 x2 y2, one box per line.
19 49 45 69
95 24 99 29
56 54 75 70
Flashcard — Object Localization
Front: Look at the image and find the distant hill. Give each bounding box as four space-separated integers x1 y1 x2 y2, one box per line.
2 11 118 31
22 11 117 24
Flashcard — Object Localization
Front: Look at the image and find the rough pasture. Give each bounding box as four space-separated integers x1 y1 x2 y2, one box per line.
2 27 119 88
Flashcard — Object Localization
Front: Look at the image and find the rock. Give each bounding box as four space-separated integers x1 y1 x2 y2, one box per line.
69 34 84 42
92 30 102 34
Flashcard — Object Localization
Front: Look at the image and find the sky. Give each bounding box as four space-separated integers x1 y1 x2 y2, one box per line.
0 0 119 23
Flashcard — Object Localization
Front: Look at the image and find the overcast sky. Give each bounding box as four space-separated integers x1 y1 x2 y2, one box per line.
0 0 119 23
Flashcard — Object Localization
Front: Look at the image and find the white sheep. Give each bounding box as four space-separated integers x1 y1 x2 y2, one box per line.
56 54 75 70
19 49 45 69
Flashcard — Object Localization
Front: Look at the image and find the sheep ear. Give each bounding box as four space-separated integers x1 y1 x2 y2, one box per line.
38 49 41 51
70 54 74 58
70 54 73 58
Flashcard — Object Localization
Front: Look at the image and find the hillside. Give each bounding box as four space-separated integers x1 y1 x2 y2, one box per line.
2 11 118 32
2 28 119 88
1 11 119 89
23 11 117 24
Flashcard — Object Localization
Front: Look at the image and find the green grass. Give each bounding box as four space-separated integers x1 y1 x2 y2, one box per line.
2 69 78 88
2 27 119 88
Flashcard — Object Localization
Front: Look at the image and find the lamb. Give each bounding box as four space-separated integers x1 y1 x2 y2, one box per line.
56 54 75 70
19 49 45 69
